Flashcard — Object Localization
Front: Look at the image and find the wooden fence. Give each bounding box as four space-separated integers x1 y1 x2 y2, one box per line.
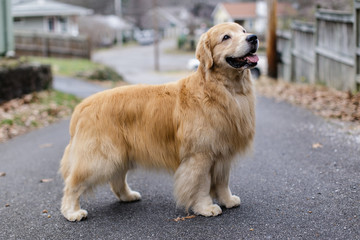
277 7 360 92
277 31 291 82
291 21 315 84
14 31 91 59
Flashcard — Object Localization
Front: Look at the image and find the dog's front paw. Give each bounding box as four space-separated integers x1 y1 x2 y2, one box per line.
193 204 222 217
62 209 88 222
222 195 241 208
120 191 141 202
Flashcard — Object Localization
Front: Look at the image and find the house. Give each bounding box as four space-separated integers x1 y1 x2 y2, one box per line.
78 15 134 47
12 0 93 36
140 7 193 38
212 1 296 35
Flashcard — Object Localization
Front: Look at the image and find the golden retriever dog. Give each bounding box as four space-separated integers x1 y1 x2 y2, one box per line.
60 22 259 221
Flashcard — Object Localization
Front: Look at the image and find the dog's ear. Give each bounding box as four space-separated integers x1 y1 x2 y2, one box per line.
196 32 213 69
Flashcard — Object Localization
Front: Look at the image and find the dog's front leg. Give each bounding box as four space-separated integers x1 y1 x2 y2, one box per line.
174 154 222 217
211 161 240 209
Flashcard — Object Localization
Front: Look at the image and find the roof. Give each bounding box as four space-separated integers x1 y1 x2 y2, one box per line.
277 2 297 17
12 0 93 17
222 2 256 19
141 6 191 29
83 15 133 30
213 2 296 19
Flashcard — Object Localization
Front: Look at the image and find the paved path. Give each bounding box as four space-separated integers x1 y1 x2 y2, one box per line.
1 42 359 239
93 39 192 85
53 76 107 98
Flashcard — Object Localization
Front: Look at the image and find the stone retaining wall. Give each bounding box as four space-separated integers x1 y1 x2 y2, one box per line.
0 64 52 103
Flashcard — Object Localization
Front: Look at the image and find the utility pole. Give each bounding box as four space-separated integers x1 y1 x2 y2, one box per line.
152 0 160 71
266 0 277 78
115 0 122 46
115 0 122 18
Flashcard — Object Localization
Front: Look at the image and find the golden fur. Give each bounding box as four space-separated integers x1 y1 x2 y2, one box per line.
60 22 256 221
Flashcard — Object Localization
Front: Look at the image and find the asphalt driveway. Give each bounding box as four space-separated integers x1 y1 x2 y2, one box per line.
0 40 359 239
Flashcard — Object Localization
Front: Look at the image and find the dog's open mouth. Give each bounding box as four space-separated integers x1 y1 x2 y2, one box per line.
226 53 259 69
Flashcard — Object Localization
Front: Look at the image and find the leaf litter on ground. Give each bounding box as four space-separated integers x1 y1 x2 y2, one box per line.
256 77 360 124
0 91 80 142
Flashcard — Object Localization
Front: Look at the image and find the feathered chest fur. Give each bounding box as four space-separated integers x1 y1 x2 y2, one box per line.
177 80 255 159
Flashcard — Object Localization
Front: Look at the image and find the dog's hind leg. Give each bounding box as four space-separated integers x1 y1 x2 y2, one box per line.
61 147 111 221
174 154 222 217
60 144 90 221
211 161 240 209
61 168 90 222
110 167 141 202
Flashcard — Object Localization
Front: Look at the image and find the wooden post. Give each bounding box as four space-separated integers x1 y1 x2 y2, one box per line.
0 0 14 57
266 0 277 78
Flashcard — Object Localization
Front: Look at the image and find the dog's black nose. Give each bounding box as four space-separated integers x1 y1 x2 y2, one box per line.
246 34 258 44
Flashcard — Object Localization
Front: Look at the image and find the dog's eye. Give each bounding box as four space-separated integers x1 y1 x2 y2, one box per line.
222 35 231 41
243 29 246 33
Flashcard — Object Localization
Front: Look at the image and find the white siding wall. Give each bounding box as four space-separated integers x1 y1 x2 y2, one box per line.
13 16 78 36
213 5 233 25
255 1 267 34
13 17 44 32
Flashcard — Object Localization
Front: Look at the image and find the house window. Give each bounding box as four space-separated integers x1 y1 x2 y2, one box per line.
14 17 22 22
48 17 55 32
14 17 24 26
58 17 67 33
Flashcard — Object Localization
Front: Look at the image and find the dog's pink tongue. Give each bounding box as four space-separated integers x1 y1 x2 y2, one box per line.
246 54 259 63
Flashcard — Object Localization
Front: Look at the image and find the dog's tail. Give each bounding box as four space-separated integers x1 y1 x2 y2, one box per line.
59 101 82 180
59 143 71 180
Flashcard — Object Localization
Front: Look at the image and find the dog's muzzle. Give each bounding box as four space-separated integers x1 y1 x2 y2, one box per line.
226 34 259 69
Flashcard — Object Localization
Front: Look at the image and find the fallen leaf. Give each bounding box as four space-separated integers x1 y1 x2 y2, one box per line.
42 209 48 214
5 204 10 207
250 228 254 231
39 143 53 148
308 211 313 213
312 143 323 149
40 178 53 183
47 215 51 218
173 215 196 222
0 172 6 177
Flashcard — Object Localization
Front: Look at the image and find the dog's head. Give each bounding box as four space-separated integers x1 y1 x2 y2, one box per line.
196 22 259 71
